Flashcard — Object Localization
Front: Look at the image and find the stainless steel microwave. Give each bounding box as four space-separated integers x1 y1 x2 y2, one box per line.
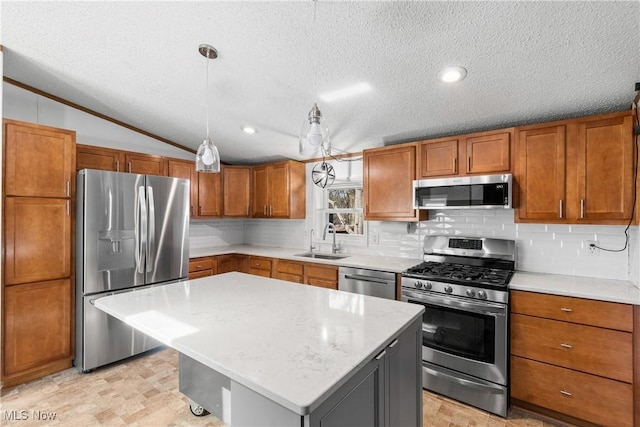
413 174 512 209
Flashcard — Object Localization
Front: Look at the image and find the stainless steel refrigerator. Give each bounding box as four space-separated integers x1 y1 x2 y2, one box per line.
75 169 189 372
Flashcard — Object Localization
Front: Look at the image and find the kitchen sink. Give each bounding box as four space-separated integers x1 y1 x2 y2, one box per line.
294 252 350 260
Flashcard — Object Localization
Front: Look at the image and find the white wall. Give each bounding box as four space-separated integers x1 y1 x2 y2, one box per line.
2 82 193 160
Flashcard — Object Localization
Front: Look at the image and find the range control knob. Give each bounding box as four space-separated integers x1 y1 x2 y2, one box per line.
466 288 476 297
478 290 488 300
414 281 423 289
424 282 433 290
444 285 453 294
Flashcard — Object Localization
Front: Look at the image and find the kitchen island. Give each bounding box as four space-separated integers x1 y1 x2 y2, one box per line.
94 272 424 427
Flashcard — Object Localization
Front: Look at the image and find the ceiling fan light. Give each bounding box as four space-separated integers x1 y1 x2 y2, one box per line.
299 103 331 156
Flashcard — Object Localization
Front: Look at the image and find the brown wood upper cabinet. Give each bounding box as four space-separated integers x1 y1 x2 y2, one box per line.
168 159 199 218
76 144 125 172
198 170 223 217
515 111 634 224
4 120 75 198
251 160 305 219
417 129 512 178
363 144 427 221
124 152 168 176
224 166 251 217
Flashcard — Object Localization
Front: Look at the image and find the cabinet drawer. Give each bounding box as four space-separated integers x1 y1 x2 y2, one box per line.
511 356 633 427
511 314 633 383
275 272 303 284
188 270 213 280
189 258 213 273
510 290 633 331
305 264 338 281
277 260 304 275
249 257 272 271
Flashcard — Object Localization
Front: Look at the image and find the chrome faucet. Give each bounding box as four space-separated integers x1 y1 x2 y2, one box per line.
309 229 316 253
323 223 339 254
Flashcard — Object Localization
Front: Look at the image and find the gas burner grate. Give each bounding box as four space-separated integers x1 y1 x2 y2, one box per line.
403 261 513 288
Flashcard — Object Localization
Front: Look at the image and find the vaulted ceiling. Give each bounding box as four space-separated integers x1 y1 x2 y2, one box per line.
2 1 639 164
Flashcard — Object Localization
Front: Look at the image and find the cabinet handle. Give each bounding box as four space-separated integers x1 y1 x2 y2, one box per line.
388 339 399 348
580 199 585 219
128 162 132 173
375 350 387 360
246 207 249 216
558 200 563 219
191 206 194 216
115 160 120 172
199 206 202 215
66 200 70 216
270 205 273 216
66 180 70 197
560 343 572 349
560 307 572 312
560 390 572 397
452 158 456 172
467 157 471 172
263 205 267 216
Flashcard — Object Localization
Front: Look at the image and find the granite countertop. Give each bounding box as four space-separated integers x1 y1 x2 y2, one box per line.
189 244 423 273
94 272 424 415
510 271 640 305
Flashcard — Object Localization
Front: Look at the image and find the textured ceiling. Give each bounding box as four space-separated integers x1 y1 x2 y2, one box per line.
2 1 639 164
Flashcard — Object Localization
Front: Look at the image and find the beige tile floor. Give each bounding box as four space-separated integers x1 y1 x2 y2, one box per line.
1 347 564 427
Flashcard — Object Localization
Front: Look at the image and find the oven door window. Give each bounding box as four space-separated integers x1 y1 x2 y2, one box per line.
409 299 495 363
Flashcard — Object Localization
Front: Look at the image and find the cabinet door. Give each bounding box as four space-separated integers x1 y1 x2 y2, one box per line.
309 356 385 427
269 162 291 218
223 166 251 217
197 171 223 217
464 131 511 174
216 255 237 274
516 125 566 221
418 139 458 177
76 144 124 172
364 145 424 221
576 114 634 222
3 279 72 377
124 152 168 176
252 165 270 217
4 197 71 285
169 159 199 217
304 264 338 290
4 120 74 198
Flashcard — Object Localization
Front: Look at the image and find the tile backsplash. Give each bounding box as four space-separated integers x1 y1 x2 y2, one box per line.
191 210 639 286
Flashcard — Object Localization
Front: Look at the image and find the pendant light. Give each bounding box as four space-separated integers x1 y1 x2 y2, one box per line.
195 44 221 173
299 0 331 157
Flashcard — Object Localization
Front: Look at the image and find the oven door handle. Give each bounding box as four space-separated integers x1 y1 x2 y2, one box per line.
402 290 506 316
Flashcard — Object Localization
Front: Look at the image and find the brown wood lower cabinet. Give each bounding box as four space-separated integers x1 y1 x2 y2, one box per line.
188 257 216 279
510 290 635 426
2 279 73 387
248 256 272 278
304 263 338 290
511 356 633 427
274 260 304 284
217 254 237 274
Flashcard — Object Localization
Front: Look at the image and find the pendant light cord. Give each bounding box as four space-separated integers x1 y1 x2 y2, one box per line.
205 56 210 140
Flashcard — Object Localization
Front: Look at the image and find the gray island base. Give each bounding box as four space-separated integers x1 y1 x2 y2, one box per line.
94 272 424 427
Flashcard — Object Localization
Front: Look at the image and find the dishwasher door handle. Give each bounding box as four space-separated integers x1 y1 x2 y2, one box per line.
343 274 393 285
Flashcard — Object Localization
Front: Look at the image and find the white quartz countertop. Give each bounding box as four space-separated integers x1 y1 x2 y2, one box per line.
189 244 423 273
94 272 424 415
510 271 640 305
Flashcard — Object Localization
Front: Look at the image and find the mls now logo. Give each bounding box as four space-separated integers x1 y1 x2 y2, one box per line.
3 410 29 420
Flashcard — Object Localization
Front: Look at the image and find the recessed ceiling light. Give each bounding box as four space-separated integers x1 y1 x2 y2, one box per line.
319 82 372 103
437 66 467 83
241 126 258 134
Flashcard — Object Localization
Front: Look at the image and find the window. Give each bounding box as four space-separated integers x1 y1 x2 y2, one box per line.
325 187 363 235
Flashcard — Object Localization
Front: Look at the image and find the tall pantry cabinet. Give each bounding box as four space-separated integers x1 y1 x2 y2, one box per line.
2 119 76 388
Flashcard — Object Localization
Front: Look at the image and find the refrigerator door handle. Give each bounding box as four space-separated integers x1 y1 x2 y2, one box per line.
136 185 147 274
147 185 155 273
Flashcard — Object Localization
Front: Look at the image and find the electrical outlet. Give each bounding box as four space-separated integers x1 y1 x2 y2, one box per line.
586 240 600 256
304 229 309 238
371 230 379 245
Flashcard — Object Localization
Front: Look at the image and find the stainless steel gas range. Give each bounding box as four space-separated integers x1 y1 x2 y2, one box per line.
401 235 516 417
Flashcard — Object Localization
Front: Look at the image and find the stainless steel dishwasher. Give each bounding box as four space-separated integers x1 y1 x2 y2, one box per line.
338 266 397 300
